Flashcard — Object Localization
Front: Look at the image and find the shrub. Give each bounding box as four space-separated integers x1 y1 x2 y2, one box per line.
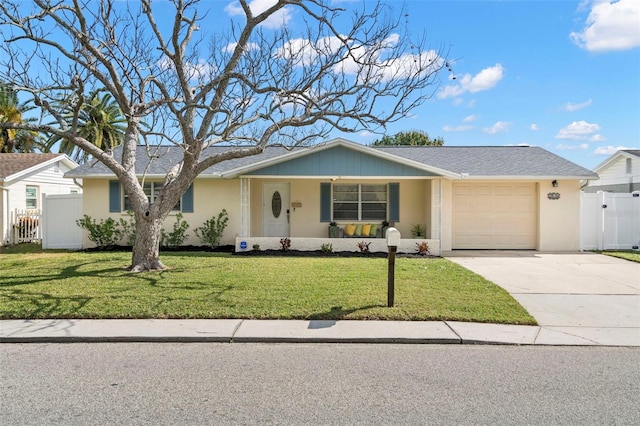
76 215 123 248
357 241 371 254
321 242 333 253
118 211 136 246
161 213 190 247
252 243 261 251
280 237 291 252
415 241 430 256
195 209 229 248
411 224 425 238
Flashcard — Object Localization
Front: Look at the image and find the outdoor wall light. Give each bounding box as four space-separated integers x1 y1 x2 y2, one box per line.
552 180 558 188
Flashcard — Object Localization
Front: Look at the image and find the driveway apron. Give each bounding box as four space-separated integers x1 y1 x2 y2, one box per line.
445 251 640 346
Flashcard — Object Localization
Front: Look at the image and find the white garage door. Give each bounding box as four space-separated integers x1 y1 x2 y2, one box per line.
453 183 537 249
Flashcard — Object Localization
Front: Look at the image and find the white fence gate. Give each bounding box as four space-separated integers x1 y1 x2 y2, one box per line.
581 191 640 251
42 193 83 249
10 209 42 244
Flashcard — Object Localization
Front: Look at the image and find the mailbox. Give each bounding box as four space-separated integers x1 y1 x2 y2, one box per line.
385 227 400 307
386 227 400 247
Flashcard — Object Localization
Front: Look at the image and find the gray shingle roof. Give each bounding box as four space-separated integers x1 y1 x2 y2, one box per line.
621 149 640 158
376 146 597 177
65 143 597 179
65 145 294 177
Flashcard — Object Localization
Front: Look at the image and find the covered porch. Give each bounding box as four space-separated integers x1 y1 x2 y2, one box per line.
234 176 443 256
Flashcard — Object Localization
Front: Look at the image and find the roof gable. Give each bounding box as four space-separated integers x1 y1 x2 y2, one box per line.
593 149 640 174
244 145 439 177
0 153 74 181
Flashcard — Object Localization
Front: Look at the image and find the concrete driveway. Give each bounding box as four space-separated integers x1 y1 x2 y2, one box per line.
445 251 640 346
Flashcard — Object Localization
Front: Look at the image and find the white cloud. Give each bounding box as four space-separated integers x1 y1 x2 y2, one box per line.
594 145 637 155
590 134 606 142
223 42 261 53
275 36 345 67
463 114 479 122
483 121 511 134
570 0 640 52
157 57 215 81
555 120 601 140
438 64 504 99
556 143 589 150
225 0 293 29
530 123 540 131
443 125 473 132
563 99 593 111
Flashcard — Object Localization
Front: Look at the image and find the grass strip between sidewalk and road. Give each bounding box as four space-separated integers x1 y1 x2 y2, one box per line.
0 247 536 325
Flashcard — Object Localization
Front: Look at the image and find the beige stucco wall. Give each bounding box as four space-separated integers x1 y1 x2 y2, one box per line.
248 178 432 239
440 180 454 251
439 179 583 252
80 178 241 248
81 176 583 251
537 179 582 251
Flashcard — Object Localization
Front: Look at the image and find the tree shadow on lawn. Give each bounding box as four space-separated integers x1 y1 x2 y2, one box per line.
0 263 130 287
1 288 92 319
306 304 386 321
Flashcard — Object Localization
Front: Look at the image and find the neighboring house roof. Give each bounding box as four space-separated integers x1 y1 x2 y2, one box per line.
592 149 640 173
65 138 598 180
0 153 77 183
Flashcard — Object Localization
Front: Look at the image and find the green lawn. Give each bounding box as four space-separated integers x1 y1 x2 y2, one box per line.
0 245 536 325
599 250 640 263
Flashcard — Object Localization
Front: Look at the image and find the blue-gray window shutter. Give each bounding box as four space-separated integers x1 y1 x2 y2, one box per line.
109 180 121 212
389 182 400 222
320 182 331 222
182 183 194 213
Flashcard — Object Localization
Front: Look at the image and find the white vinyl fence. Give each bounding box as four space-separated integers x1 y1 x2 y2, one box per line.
10 209 42 244
42 193 83 249
581 191 640 251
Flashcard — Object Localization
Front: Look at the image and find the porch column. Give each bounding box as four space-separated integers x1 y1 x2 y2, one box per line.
240 177 251 237
430 179 442 242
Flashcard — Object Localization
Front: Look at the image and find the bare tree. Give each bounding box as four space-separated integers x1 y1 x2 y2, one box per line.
0 0 450 271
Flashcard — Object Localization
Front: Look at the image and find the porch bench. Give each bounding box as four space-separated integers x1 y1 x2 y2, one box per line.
330 223 384 238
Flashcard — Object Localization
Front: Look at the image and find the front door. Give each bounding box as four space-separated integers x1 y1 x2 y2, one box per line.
263 183 290 237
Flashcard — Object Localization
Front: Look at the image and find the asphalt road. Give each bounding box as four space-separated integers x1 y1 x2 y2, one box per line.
1 343 639 425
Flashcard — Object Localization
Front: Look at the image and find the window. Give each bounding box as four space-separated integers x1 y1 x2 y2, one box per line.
332 184 387 221
123 182 181 211
626 158 632 174
25 186 38 209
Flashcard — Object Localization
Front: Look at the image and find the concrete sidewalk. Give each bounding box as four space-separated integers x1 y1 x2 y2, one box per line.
1 318 638 346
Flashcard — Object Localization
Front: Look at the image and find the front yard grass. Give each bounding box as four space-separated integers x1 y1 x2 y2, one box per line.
0 246 536 325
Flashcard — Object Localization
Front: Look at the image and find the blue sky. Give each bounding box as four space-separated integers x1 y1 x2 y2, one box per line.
9 0 639 170
219 0 639 169
330 0 640 170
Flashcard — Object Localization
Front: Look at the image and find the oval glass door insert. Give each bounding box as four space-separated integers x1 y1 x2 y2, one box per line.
272 191 282 218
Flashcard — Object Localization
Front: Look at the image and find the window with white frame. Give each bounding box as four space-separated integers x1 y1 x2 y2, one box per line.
25 186 38 209
123 182 180 211
332 184 387 221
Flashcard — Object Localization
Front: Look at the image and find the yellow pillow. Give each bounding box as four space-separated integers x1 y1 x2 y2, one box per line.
361 224 371 236
344 223 356 236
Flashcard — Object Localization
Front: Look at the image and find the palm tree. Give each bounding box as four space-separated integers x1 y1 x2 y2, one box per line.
0 83 40 153
46 91 126 162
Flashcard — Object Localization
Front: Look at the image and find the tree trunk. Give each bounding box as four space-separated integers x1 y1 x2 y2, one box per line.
128 213 165 272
